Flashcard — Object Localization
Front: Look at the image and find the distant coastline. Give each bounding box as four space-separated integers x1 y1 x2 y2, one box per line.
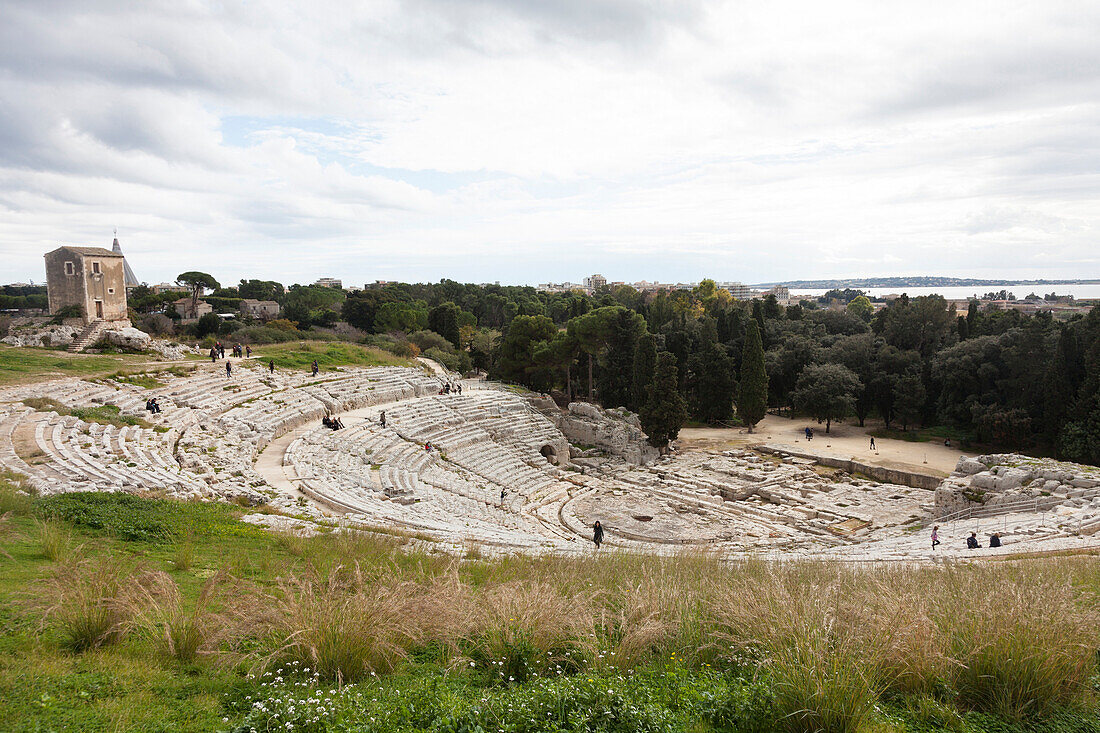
753 276 1100 289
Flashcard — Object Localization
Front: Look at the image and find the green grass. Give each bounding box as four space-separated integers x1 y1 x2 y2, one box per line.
0 487 1098 732
0 345 162 387
250 340 412 372
21 398 153 430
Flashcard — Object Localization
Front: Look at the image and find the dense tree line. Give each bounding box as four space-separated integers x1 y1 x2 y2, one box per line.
0 285 48 310
340 280 1100 462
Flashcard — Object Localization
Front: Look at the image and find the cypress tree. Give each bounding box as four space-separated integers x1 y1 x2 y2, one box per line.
632 332 658 411
686 339 736 423
640 352 687 450
737 319 768 432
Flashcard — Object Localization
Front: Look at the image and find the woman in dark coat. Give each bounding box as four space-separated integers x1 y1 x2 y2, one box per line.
593 521 604 549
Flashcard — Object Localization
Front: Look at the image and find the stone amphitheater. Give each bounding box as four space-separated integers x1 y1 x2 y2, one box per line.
2 359 1098 561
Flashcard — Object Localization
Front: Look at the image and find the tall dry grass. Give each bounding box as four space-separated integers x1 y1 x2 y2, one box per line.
125 571 239 664
25 522 1099 724
254 563 420 682
932 563 1100 719
36 556 162 652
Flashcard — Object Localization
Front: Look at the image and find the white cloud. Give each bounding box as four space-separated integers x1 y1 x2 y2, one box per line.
0 0 1098 286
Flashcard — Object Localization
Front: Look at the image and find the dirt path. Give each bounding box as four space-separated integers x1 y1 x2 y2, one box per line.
678 414 974 476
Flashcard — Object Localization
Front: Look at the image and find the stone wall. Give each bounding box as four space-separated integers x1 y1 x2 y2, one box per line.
757 445 943 489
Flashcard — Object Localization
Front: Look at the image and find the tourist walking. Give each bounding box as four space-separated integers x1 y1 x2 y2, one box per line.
311 360 319 377
269 360 275 374
379 410 386 428
209 347 217 363
225 360 232 378
500 488 506 506
869 436 876 450
593 520 604 549
246 344 252 358
931 525 940 550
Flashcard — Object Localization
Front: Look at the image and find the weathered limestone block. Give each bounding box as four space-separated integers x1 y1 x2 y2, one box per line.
954 457 986 475
552 401 659 465
102 326 152 351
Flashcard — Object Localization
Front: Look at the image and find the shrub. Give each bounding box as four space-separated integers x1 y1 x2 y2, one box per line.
267 319 300 333
424 346 472 374
195 313 222 338
407 330 453 353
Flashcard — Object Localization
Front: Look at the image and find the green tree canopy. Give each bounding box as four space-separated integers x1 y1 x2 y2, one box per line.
640 352 687 450
632 332 658 412
176 271 219 315
686 339 736 424
846 295 874 322
791 362 863 433
496 315 556 389
737 319 768 432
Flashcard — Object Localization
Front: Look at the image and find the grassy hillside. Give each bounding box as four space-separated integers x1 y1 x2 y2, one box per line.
0 476 1098 732
246 340 412 372
0 345 174 386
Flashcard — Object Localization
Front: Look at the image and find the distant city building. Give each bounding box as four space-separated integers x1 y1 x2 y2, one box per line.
151 282 190 294
44 246 129 323
314 277 343 289
718 282 753 299
536 282 584 292
767 285 791 304
583 274 607 291
240 299 281 321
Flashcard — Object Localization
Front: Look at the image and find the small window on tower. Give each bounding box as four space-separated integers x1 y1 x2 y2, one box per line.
107 288 115 294
92 261 101 274
64 262 74 275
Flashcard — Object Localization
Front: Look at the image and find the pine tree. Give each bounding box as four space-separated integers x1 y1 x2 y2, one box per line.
737 319 768 432
632 332 658 411
640 352 687 450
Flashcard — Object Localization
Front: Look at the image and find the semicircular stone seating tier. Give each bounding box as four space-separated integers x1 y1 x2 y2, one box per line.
3 362 1092 558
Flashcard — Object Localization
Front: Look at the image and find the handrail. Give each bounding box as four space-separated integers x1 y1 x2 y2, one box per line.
922 486 1100 534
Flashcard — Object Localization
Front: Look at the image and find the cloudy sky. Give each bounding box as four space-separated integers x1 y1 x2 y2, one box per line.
2 0 1098 287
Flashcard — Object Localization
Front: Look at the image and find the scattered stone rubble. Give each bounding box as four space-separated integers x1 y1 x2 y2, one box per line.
2 324 81 348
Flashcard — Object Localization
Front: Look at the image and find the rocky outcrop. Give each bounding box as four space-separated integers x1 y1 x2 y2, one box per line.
935 453 1100 517
2 325 79 347
552 401 659 465
101 326 152 351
